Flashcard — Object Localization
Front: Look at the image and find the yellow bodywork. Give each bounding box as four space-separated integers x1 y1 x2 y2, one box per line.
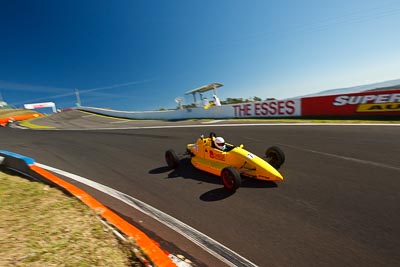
187 137 283 181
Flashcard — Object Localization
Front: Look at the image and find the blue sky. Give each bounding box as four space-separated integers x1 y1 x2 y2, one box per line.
1 0 399 111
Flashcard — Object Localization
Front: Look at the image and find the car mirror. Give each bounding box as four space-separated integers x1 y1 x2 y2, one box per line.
239 144 244 148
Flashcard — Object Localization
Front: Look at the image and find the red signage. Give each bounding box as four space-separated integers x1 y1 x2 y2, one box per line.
301 89 400 116
209 150 225 161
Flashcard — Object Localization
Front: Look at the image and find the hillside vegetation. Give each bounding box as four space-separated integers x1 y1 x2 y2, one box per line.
0 172 140 266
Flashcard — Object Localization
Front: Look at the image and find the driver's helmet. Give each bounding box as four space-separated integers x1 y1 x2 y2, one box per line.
214 137 226 150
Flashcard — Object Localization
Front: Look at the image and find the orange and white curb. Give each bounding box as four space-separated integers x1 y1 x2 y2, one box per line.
0 113 42 126
1 150 258 267
0 150 181 267
29 164 177 267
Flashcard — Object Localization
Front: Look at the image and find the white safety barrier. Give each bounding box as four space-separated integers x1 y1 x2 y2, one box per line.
77 99 301 120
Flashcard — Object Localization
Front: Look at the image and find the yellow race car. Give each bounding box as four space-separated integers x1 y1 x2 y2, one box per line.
165 132 285 191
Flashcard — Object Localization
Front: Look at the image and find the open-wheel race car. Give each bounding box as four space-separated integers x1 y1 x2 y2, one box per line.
165 132 285 191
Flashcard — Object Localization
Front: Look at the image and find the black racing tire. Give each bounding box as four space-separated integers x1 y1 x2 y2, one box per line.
221 166 241 192
265 146 285 170
165 149 180 169
209 132 217 139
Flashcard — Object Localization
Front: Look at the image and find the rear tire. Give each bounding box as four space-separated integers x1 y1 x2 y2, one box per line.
165 149 179 169
265 146 285 169
221 167 241 192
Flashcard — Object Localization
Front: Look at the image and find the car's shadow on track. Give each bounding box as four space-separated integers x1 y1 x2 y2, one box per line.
149 158 277 201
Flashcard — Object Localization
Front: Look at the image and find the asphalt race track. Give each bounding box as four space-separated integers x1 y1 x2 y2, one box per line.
2 111 400 267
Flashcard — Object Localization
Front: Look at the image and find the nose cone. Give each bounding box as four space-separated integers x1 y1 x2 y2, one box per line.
257 162 284 181
270 168 284 181
233 147 284 181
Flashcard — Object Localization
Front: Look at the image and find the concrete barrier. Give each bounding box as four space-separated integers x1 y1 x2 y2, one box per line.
77 98 302 120
77 90 400 120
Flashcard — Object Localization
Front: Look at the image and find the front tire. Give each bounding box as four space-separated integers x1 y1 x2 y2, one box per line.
221 167 241 192
165 149 179 169
265 146 285 169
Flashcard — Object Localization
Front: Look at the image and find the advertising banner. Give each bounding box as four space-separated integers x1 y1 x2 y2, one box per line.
301 89 400 116
24 102 57 113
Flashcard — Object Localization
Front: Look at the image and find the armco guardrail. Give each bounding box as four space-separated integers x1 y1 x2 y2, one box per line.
0 150 176 267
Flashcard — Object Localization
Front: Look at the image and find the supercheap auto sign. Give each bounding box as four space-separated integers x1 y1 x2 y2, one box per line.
301 89 400 116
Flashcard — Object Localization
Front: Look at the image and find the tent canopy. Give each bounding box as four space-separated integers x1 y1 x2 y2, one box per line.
184 83 223 95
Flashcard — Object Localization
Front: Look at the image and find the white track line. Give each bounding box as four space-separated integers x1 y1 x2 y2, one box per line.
201 120 226 124
110 120 131 124
35 163 258 267
280 143 400 172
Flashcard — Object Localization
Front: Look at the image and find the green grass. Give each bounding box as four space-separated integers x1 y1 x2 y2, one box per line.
0 172 142 266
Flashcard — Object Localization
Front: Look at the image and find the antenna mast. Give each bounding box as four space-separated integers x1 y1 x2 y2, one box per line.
75 89 81 106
